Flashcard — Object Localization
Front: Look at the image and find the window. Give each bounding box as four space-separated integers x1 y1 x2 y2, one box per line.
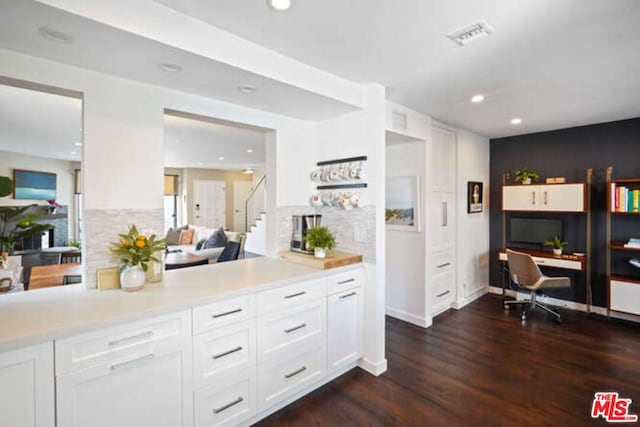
164 175 179 230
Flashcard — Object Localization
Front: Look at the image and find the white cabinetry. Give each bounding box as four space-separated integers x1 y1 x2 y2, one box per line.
55 311 193 427
503 183 585 212
0 342 54 427
327 269 363 373
428 124 457 315
609 279 640 316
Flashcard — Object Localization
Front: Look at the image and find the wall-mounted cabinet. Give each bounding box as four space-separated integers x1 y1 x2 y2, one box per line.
606 169 640 316
502 183 585 212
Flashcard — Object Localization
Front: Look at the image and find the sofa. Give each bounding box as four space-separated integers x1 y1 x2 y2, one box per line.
166 225 243 262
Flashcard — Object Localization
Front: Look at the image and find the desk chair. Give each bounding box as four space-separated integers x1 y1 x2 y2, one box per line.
217 241 241 263
40 252 62 265
505 249 571 323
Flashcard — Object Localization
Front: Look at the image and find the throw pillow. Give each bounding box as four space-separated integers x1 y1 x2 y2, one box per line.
165 228 181 246
203 227 227 249
178 228 195 245
195 238 206 251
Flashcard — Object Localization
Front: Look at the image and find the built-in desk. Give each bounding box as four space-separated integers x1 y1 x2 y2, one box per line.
498 248 586 271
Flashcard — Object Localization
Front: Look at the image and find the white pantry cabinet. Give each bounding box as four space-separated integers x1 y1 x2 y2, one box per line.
328 287 363 372
55 311 193 427
502 183 585 212
0 342 54 427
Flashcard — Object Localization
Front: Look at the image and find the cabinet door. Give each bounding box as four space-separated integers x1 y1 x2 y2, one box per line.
429 191 455 252
327 287 363 372
503 185 540 211
430 125 456 192
541 184 585 212
0 342 54 427
56 342 193 427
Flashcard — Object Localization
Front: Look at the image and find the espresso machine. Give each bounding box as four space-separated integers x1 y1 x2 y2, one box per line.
291 214 322 254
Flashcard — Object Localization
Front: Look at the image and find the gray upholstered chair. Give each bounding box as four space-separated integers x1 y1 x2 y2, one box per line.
504 249 571 323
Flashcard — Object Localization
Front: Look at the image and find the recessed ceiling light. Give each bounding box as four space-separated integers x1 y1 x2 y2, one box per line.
247 149 253 153
267 0 292 11
237 85 257 94
74 142 83 146
38 27 74 44
197 162 204 166
471 94 484 103
511 117 523 125
219 156 225 161
243 168 255 174
70 151 77 155
158 63 183 73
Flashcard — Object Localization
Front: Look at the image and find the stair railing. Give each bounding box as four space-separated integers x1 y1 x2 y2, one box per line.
244 175 266 234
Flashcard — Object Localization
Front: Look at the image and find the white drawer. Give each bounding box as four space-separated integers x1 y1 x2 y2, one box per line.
194 367 257 427
193 320 256 389
327 268 363 295
55 310 191 375
431 270 454 314
431 251 454 275
257 299 326 363
257 278 326 315
610 280 640 316
258 343 326 411
193 294 256 335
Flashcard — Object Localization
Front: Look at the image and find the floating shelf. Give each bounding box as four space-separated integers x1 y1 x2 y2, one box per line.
610 242 640 251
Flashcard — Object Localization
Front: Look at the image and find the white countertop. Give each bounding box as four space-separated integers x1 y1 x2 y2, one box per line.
0 257 362 352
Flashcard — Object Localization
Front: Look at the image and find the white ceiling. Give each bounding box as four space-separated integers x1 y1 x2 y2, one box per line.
156 0 640 138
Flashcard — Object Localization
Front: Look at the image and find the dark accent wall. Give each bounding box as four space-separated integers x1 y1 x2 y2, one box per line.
490 117 640 307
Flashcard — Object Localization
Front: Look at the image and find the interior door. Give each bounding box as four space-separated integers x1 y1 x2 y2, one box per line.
233 180 253 232
193 180 225 228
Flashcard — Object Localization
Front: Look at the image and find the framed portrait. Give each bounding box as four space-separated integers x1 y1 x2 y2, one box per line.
13 169 57 200
385 176 420 231
467 181 483 213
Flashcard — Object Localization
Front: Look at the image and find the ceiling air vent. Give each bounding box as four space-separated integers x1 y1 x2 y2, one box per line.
447 20 495 47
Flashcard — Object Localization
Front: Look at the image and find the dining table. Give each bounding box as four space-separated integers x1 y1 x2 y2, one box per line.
29 263 82 290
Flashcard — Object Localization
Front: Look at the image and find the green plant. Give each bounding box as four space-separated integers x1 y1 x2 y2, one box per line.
543 235 568 250
304 226 336 250
0 176 12 198
68 239 81 250
110 225 166 271
514 169 540 183
0 205 53 254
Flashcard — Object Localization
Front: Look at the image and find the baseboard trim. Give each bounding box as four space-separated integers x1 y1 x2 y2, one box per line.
385 306 431 328
487 285 610 315
359 357 388 376
454 286 488 310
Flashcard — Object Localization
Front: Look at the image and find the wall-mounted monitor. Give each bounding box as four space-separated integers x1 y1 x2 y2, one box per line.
509 217 562 245
13 169 57 200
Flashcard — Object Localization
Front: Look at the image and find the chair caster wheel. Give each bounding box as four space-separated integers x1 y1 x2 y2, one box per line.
503 304 509 310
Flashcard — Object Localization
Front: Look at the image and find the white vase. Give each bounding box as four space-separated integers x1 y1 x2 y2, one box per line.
553 248 563 256
522 178 532 185
120 265 146 292
314 247 327 259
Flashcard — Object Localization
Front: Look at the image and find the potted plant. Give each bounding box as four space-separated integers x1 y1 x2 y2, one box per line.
46 199 62 214
110 225 166 291
514 169 540 185
544 235 568 256
0 176 53 254
304 226 336 259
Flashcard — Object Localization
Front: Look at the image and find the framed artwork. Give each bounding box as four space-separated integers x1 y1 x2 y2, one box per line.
467 181 483 213
13 169 57 200
385 176 420 231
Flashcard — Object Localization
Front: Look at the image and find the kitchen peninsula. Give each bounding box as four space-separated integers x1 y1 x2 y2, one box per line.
0 257 364 427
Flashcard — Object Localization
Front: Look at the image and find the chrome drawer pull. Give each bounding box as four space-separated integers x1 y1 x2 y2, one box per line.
337 278 355 285
212 308 242 319
108 330 153 347
436 290 451 298
284 323 307 333
110 353 155 371
436 262 450 269
340 292 357 299
212 346 243 360
544 191 548 205
532 191 536 205
213 396 243 414
284 366 307 379
284 291 306 299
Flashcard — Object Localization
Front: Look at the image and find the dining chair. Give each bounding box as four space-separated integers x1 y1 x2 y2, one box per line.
40 252 62 265
62 275 82 285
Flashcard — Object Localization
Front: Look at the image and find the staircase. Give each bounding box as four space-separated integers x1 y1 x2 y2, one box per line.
243 212 266 256
243 175 266 256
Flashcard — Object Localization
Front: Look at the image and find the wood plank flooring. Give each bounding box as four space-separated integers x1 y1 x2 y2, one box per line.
255 294 640 426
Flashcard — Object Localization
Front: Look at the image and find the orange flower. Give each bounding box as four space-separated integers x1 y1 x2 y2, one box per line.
135 239 146 248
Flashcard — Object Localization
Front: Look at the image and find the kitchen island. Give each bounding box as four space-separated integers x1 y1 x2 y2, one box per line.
0 257 364 427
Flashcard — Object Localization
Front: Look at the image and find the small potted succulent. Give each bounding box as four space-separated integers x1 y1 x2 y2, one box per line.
514 169 540 185
304 226 336 259
544 235 568 256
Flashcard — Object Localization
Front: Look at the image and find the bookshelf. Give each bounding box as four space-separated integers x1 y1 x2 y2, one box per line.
606 167 640 316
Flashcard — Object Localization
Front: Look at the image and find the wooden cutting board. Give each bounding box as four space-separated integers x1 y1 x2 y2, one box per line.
279 250 363 269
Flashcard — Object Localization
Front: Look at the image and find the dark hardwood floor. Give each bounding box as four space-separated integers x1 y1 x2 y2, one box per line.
255 293 640 426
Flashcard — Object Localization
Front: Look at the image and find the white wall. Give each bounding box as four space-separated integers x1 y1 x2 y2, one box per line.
455 129 491 306
385 141 427 325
